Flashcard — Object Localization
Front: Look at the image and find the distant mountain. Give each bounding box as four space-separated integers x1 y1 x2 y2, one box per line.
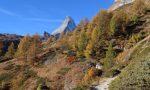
0 34 23 54
109 0 134 11
52 16 76 35
43 31 51 40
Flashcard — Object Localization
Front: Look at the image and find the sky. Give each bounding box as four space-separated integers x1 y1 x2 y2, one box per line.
0 0 114 35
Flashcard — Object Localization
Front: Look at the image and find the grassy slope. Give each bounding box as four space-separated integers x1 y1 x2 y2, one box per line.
109 37 150 90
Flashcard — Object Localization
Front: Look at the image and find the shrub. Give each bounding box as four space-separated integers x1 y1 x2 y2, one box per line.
57 68 71 75
66 56 76 64
82 67 96 83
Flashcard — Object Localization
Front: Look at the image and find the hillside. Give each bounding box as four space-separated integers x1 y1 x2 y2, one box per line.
0 0 149 90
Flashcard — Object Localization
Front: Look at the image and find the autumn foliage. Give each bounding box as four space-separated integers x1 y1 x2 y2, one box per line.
66 56 76 65
82 67 96 83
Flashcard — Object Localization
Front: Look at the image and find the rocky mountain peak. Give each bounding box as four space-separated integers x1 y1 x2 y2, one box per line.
52 16 76 35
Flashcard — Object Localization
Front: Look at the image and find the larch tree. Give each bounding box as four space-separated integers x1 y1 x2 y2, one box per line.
5 42 15 58
84 40 93 58
45 37 52 47
72 30 78 51
104 43 115 70
15 34 31 60
85 27 99 58
86 15 99 38
97 10 112 38
77 30 88 57
28 33 42 61
110 10 129 36
75 18 89 31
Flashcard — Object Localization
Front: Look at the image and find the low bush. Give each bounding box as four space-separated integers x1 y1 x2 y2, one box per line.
57 68 71 75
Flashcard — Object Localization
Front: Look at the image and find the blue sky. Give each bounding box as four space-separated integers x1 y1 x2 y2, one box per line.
0 0 114 35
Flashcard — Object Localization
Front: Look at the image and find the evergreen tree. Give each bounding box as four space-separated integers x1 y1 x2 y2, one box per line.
104 43 115 70
5 42 15 58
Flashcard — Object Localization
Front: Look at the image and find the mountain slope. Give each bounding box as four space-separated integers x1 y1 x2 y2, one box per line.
109 36 150 90
52 16 76 35
109 0 134 11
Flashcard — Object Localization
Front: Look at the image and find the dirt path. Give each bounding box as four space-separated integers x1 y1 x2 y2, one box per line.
94 77 117 90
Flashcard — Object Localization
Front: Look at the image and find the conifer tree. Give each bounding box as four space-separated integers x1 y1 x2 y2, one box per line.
15 34 31 60
84 40 93 58
5 42 15 58
98 10 112 38
45 37 52 47
27 33 42 61
104 43 115 70
72 30 78 51
77 30 88 57
110 10 129 36
75 18 89 31
86 15 99 38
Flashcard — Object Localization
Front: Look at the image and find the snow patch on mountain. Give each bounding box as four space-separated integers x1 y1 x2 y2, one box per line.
52 16 76 35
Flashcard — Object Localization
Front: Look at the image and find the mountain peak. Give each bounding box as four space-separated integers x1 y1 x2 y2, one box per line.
109 0 135 11
52 16 76 35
